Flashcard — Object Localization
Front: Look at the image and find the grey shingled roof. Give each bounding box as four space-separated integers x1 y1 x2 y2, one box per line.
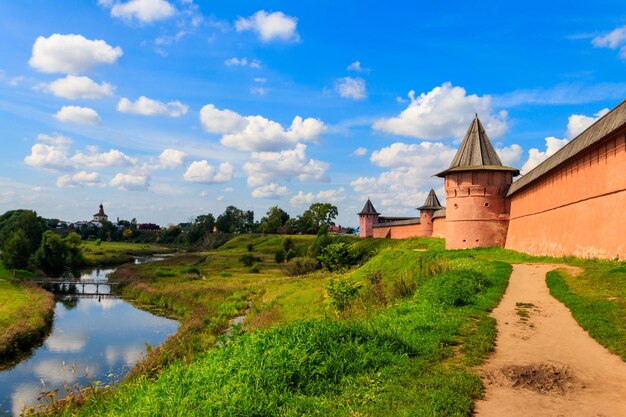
373 218 420 227
433 208 446 219
358 199 380 215
507 98 626 196
417 189 444 210
436 115 519 177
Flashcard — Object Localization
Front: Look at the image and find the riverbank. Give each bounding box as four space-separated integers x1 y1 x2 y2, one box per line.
0 263 54 368
81 241 175 267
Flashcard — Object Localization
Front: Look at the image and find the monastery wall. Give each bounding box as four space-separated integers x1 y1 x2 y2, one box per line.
372 223 422 239
505 128 626 259
432 217 446 238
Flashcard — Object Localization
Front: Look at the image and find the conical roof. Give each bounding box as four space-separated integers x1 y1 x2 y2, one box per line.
417 189 444 210
358 199 380 215
436 115 519 177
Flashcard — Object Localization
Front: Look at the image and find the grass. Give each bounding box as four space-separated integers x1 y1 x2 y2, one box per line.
547 264 626 360
81 241 174 266
45 236 512 416
0 262 55 366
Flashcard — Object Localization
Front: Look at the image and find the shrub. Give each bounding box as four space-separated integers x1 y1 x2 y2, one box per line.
365 271 387 306
285 257 319 276
183 266 201 275
282 237 294 252
95 239 102 246
247 243 254 252
390 272 417 299
239 254 261 267
309 232 332 258
249 265 260 273
426 269 489 306
318 242 352 271
274 250 285 264
285 248 297 262
326 278 363 312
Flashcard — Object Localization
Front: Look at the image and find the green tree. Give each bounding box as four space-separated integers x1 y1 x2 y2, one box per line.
0 209 45 253
216 206 255 233
1 229 31 275
304 203 338 231
188 213 215 244
34 231 69 277
259 206 290 234
64 232 84 268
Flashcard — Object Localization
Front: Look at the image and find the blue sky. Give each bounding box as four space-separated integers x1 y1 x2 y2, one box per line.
1 0 625 227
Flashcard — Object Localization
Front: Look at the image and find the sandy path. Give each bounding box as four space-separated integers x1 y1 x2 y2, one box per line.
474 264 626 417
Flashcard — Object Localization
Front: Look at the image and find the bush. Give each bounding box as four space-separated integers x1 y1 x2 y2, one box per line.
247 243 254 252
285 257 319 276
326 278 363 313
285 248 297 262
309 232 332 258
239 254 261 267
318 242 353 271
274 250 285 264
249 265 260 273
282 237 294 252
183 266 201 275
426 269 489 306
390 272 417 299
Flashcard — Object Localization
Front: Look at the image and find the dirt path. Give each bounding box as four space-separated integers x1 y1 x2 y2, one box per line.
475 264 626 417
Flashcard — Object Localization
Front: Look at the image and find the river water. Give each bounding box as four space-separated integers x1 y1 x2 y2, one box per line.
0 258 179 416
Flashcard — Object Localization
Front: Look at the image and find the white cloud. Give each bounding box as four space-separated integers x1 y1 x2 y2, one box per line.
199 104 326 151
223 187 234 192
335 77 367 100
373 82 508 140
520 137 570 174
351 141 456 209
235 10 299 42
347 61 369 72
251 183 289 199
71 148 137 168
157 149 186 169
117 96 188 117
289 187 347 207
592 25 626 58
250 87 267 95
183 161 233 184
38 75 115 99
29 34 123 74
25 143 74 171
496 144 523 167
224 57 261 68
54 106 101 125
254 77 267 83
244 144 330 186
56 171 104 188
351 147 368 156
110 173 149 191
37 133 73 146
289 191 315 207
106 0 176 23
566 108 609 139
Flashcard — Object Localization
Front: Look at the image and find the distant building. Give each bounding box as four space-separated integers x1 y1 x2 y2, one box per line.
93 204 108 223
137 223 161 232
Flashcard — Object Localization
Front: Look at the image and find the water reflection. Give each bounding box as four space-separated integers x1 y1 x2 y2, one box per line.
0 262 178 416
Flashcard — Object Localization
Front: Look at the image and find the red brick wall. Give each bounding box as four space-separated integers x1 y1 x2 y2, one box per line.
432 217 446 238
372 223 422 239
506 130 626 259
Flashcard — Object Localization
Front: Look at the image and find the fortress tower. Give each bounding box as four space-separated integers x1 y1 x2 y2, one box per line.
417 189 444 237
358 199 380 238
436 115 519 249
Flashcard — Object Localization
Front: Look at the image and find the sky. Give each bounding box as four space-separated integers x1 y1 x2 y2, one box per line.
0 0 625 227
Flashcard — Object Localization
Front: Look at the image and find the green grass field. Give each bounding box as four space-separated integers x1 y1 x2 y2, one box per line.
0 262 54 365
81 241 174 266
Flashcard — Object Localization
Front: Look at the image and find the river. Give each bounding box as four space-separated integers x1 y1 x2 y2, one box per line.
0 257 179 416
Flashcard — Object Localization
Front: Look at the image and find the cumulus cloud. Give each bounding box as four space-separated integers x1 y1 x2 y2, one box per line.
103 0 176 23
183 161 233 184
110 173 149 191
351 147 368 156
24 134 136 172
251 183 289 199
566 108 610 139
199 104 326 151
29 34 123 74
244 144 330 186
117 96 188 117
520 137 570 174
54 106 101 125
224 57 261 68
592 25 626 58
335 77 367 100
250 87 267 95
56 171 104 188
37 75 115 99
373 82 508 140
351 141 456 209
496 144 523 167
347 61 369 72
157 149 186 169
289 187 347 207
235 10 299 42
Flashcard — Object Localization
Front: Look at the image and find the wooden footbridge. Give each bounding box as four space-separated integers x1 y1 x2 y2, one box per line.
32 278 119 295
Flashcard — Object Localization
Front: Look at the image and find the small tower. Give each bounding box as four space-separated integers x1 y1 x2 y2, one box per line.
417 189 444 237
436 115 519 249
93 203 108 223
358 199 380 238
